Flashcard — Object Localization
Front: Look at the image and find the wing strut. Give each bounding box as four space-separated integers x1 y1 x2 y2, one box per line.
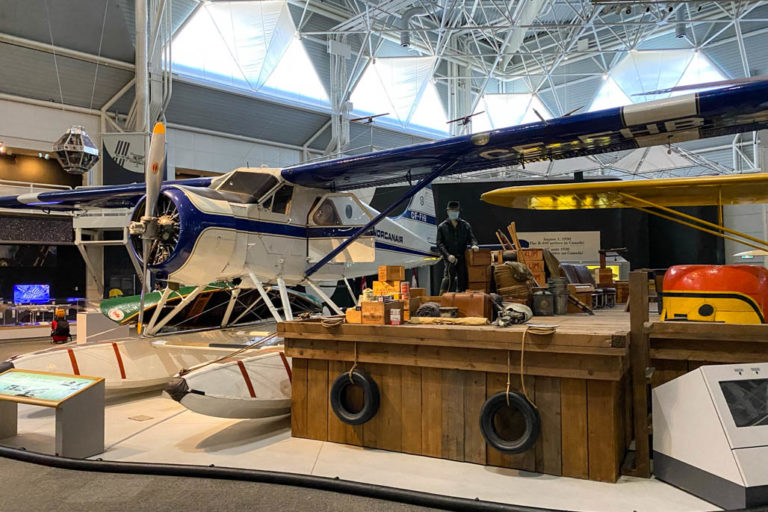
303 161 456 278
619 192 768 252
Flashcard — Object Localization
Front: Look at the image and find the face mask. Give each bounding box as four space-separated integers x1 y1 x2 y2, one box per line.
447 211 459 220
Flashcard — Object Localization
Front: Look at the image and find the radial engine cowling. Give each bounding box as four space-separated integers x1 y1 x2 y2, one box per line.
129 187 245 286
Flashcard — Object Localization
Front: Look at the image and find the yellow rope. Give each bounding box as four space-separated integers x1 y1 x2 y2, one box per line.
321 316 344 328
348 341 358 383
519 324 558 407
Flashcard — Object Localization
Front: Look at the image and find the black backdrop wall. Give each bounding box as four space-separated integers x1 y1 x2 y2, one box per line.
0 245 86 301
371 179 724 272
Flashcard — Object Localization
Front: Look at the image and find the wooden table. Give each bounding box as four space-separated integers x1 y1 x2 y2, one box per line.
281 317 632 482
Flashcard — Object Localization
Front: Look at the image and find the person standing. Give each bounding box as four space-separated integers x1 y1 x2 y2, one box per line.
436 201 479 293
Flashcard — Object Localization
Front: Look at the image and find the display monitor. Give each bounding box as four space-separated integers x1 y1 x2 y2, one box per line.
719 379 768 428
13 284 50 304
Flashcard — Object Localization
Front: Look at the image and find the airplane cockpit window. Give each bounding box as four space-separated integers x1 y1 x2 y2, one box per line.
271 185 293 215
215 172 277 204
312 199 341 226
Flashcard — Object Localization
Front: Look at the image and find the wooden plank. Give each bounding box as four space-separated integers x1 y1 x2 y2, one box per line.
587 380 621 483
650 342 768 364
463 370 487 464
327 360 363 446
285 339 627 382
560 378 589 479
647 321 768 343
441 369 465 461
421 367 442 457
485 372 513 469
284 331 627 356
534 376 562 476
290 358 309 439
379 364 403 452
280 322 631 351
306 359 328 441
629 270 651 478
649 359 688 389
400 366 422 455
362 364 402 451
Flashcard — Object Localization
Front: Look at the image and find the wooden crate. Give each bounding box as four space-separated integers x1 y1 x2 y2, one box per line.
282 322 629 482
467 265 490 283
361 301 404 325
378 266 405 282
466 249 492 266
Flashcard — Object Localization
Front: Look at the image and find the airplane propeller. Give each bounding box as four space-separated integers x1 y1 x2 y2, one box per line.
447 111 484 126
131 122 167 335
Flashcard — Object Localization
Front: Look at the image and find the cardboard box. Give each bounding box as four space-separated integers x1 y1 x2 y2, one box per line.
526 260 545 273
615 281 629 303
345 307 362 324
410 288 426 298
372 280 400 296
361 301 404 325
520 248 544 261
466 249 492 267
596 268 614 285
467 265 489 283
378 265 405 282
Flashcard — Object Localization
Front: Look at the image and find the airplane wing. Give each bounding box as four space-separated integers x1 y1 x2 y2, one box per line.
282 81 768 190
0 177 213 210
479 174 768 210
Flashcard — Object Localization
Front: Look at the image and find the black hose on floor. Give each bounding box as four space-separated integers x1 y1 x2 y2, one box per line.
0 445 562 512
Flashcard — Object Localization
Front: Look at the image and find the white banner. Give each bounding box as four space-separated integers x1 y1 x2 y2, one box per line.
102 132 145 174
517 231 600 262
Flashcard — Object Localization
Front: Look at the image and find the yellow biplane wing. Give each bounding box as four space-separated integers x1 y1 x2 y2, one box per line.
480 174 768 210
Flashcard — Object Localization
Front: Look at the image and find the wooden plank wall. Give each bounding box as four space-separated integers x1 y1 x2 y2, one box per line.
292 359 624 482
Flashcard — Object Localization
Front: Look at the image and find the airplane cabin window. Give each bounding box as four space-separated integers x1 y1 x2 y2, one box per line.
216 172 277 203
312 199 341 226
271 185 293 215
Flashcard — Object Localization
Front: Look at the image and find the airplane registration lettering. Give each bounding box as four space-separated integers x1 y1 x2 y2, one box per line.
409 211 428 222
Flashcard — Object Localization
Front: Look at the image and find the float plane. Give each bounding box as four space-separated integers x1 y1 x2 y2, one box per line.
2 81 768 334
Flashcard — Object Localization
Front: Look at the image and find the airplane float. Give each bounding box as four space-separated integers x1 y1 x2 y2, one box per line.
1 81 768 337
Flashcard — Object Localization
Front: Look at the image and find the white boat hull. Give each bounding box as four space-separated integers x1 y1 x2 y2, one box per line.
1 328 277 397
167 349 292 419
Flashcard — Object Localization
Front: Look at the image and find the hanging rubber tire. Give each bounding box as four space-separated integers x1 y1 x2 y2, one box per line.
479 391 540 454
330 368 380 425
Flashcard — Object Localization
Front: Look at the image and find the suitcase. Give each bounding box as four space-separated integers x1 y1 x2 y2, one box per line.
440 292 493 320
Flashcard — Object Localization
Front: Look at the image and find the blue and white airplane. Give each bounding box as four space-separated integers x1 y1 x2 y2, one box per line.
1 81 767 332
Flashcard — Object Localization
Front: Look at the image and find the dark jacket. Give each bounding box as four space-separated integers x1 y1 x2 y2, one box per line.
436 218 478 259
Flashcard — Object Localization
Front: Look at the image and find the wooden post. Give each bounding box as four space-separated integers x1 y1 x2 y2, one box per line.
628 270 651 477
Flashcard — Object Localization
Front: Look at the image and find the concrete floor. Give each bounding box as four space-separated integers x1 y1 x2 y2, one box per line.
0 457 443 512
0 338 54 360
0 393 718 512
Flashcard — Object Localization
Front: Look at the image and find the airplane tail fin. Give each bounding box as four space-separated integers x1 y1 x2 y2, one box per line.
392 185 437 244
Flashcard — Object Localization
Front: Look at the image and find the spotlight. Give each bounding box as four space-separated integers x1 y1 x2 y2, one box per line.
668 5 674 12
38 152 42 158
0 146 5 154
626 6 631 14
646 6 650 12
44 154 50 160
602 72 608 80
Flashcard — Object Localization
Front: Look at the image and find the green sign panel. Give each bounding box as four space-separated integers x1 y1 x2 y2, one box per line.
0 371 98 403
